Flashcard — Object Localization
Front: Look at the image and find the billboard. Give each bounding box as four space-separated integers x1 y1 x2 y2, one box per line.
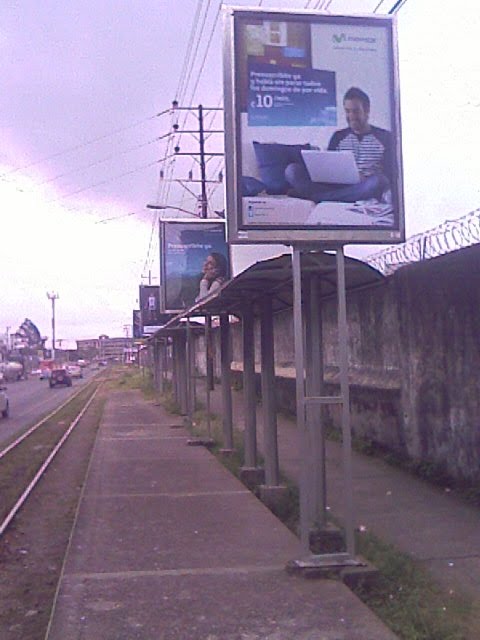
138 286 171 335
160 219 229 312
223 8 404 245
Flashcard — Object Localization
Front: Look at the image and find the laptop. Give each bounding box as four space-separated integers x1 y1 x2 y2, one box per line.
301 149 360 184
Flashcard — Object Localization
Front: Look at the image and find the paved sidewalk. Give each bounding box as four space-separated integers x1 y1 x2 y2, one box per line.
200 377 480 604
46 389 398 640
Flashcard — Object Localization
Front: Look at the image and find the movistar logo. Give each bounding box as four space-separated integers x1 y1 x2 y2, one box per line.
332 33 376 44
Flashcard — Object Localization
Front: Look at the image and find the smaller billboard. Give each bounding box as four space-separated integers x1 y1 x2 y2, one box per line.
160 220 229 313
138 286 172 335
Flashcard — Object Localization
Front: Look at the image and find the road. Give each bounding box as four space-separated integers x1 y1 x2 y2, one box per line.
0 369 99 448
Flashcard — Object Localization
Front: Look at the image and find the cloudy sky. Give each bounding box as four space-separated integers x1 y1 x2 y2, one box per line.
1 0 479 345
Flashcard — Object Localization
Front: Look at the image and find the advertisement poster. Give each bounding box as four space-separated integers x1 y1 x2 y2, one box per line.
160 220 229 312
224 9 404 244
138 286 171 334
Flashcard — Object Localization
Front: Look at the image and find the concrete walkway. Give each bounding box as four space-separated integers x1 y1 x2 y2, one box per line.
200 377 480 604
46 389 398 640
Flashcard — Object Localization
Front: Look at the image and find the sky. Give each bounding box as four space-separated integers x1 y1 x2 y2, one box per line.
1 0 479 346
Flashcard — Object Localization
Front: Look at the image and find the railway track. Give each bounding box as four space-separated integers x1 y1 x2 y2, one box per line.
0 379 103 537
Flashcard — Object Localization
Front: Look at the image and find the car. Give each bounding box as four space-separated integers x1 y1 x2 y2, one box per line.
49 368 72 388
66 364 83 379
0 378 9 418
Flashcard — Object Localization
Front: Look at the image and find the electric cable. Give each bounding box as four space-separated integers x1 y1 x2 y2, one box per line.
37 137 161 186
178 0 213 107
1 110 170 178
185 2 222 107
175 0 204 103
48 158 163 202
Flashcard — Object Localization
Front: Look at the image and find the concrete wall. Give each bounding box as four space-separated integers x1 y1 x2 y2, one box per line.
197 245 480 483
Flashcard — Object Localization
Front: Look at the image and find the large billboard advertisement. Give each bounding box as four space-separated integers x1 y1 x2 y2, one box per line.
223 9 404 245
160 220 229 313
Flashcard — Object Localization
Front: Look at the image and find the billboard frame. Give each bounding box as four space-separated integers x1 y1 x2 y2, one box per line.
159 218 229 314
223 6 405 245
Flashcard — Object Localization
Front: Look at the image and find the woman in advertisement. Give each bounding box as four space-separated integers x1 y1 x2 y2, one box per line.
195 252 228 301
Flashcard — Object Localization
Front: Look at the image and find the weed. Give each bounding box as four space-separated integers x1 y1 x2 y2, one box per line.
160 395 478 640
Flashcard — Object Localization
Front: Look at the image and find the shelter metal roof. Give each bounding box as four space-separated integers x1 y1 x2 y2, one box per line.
152 251 384 339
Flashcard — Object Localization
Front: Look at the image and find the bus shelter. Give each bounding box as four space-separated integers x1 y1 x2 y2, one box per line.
150 250 384 568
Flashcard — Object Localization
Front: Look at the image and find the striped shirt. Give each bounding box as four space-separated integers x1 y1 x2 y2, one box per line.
328 126 393 184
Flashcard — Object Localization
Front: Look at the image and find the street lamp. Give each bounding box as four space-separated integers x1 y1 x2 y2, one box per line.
46 291 59 360
146 204 197 216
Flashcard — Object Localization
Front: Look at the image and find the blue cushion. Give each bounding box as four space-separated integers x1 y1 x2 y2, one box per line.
253 141 312 195
241 176 266 197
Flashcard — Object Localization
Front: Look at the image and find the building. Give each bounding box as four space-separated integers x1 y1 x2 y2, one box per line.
76 336 134 362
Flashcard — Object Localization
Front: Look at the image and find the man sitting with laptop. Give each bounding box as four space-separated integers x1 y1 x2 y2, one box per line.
285 87 393 204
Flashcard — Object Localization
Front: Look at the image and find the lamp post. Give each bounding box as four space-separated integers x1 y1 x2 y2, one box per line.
46 291 59 360
146 204 197 216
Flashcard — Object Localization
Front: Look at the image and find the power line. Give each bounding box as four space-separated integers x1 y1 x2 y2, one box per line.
49 158 162 202
1 111 170 178
186 2 222 107
175 0 205 103
178 0 213 106
37 137 160 186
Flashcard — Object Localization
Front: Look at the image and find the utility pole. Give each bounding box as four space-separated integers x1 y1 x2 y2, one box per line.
46 292 59 360
168 102 224 219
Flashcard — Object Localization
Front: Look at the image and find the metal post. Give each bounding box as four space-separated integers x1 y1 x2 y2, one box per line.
177 331 188 416
242 307 257 468
220 314 234 450
206 315 214 391
158 339 165 394
46 292 59 360
205 317 211 438
186 319 193 423
292 247 310 551
198 104 208 219
260 296 279 487
172 337 180 404
307 276 327 526
337 247 355 557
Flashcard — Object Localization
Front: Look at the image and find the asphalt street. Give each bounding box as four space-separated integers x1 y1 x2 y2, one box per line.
0 368 98 447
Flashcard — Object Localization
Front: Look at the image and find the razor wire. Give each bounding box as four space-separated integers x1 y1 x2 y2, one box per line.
366 207 480 275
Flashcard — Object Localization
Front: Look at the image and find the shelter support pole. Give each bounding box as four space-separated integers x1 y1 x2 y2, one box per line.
240 307 264 487
337 247 355 557
172 336 180 405
152 340 158 390
220 313 234 451
292 247 310 552
259 296 280 489
306 276 327 527
204 316 212 438
186 319 194 424
242 307 257 467
176 332 188 416
206 315 214 391
155 339 162 393
160 339 167 392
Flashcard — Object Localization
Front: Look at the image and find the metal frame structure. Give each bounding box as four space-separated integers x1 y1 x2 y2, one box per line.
150 251 384 565
292 246 357 565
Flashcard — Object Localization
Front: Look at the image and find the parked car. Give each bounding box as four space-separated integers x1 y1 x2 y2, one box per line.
49 368 72 388
67 364 83 379
0 377 9 418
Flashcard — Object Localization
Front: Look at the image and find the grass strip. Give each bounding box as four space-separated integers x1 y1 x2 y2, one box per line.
167 391 476 640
